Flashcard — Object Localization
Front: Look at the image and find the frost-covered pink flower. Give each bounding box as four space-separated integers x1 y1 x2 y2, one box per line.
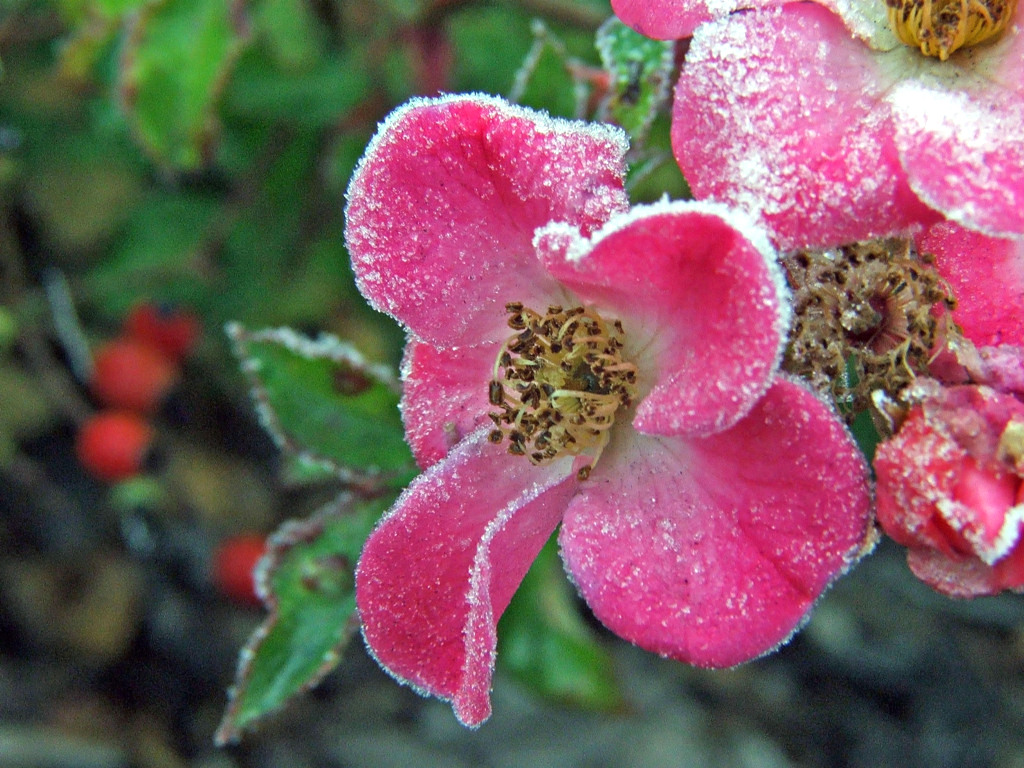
619 0 1024 250
875 378 1024 597
344 93 873 726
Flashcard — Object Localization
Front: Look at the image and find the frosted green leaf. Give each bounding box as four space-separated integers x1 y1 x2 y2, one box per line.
594 17 674 143
227 324 414 485
118 0 250 168
215 493 392 744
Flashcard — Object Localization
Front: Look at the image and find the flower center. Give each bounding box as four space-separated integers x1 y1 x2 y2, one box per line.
885 0 1018 59
488 302 638 479
780 237 958 427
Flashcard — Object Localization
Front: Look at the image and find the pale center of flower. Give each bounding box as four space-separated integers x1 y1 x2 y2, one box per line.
488 302 638 480
885 0 1018 59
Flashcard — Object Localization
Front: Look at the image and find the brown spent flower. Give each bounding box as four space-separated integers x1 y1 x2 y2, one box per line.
781 237 959 426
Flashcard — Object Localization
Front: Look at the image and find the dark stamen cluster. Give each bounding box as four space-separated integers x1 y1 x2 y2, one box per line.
488 302 637 477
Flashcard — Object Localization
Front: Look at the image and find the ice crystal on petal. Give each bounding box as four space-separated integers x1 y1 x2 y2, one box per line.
916 221 1024 347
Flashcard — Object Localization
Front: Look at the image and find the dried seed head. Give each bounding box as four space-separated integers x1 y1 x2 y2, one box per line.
781 237 960 425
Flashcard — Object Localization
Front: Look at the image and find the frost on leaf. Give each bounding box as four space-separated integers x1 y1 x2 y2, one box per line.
227 323 413 485
216 492 392 744
594 17 675 144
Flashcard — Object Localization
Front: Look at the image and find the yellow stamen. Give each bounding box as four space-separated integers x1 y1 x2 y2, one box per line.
885 0 1017 59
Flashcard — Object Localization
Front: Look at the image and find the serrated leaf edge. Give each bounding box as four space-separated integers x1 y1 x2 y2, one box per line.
214 491 368 745
225 321 405 484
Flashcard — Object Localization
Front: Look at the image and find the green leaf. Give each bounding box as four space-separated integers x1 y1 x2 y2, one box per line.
498 537 625 713
849 407 882 464
279 453 345 488
225 50 370 127
251 0 325 71
450 5 535 95
215 492 392 744
82 191 220 316
594 17 674 144
94 0 151 16
227 324 415 484
508 20 583 119
118 0 250 168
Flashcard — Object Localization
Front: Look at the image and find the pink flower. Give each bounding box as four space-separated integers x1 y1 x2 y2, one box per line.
618 0 1024 250
344 94 874 726
875 378 1024 596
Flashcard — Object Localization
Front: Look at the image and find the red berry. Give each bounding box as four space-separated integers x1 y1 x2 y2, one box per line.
124 302 201 362
212 534 268 607
91 337 178 413
76 411 154 482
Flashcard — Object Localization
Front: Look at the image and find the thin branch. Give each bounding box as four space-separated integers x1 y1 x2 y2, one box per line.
0 215 93 426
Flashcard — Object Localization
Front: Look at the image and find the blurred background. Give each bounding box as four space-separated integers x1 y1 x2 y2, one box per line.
2 0 1024 765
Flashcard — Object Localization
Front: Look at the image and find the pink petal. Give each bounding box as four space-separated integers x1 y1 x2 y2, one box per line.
906 547 1024 598
972 346 1024 396
873 402 965 555
559 378 872 668
983 19 1024 98
917 221 1024 346
874 380 1024 595
891 82 1024 237
611 0 784 39
945 460 1020 559
908 517 1024 598
535 201 787 436
672 5 938 251
355 429 577 726
345 94 630 347
400 337 500 468
612 0 894 42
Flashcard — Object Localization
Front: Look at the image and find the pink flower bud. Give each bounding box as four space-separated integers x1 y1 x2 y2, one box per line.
876 379 1024 596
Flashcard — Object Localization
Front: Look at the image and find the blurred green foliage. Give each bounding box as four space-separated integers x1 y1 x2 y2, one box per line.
1 0 680 340
499 536 625 713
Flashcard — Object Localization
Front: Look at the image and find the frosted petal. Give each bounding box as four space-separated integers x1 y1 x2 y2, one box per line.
559 378 873 668
400 337 499 468
917 221 1024 346
535 200 789 436
971 346 1024 395
875 379 1024 596
891 80 1024 238
906 548 1009 597
673 5 937 250
612 0 782 39
355 429 576 726
345 94 630 347
612 0 894 45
